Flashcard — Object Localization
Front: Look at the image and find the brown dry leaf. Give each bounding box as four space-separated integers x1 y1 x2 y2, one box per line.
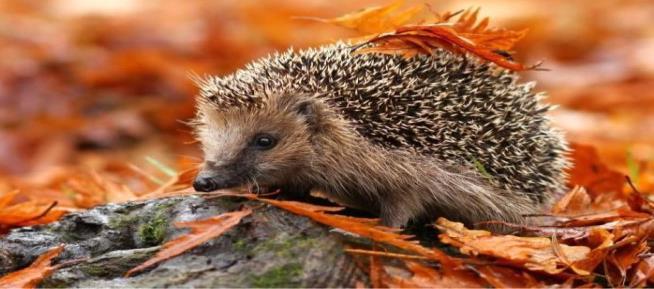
449 8 528 51
206 191 458 266
552 208 650 228
89 171 138 204
382 260 486 288
475 265 546 288
552 186 593 215
567 143 625 197
567 228 614 275
369 253 383 288
601 219 654 287
629 255 654 288
300 0 423 35
435 218 609 275
357 7 531 71
0 244 64 288
345 248 428 260
605 240 649 287
252 195 457 266
311 3 531 70
138 166 199 200
59 170 139 208
125 207 252 276
0 190 68 230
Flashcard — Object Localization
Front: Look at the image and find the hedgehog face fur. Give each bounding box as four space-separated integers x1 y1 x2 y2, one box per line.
193 94 317 191
192 42 569 229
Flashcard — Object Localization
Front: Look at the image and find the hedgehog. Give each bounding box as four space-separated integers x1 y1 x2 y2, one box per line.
191 42 569 229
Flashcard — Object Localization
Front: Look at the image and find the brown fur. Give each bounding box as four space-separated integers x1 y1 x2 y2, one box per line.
194 93 539 229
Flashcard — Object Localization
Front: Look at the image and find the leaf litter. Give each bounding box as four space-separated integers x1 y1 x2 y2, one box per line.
2 1 654 288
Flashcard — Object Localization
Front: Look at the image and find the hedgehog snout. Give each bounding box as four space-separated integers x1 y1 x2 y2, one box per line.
193 174 245 192
193 176 219 192
193 161 250 192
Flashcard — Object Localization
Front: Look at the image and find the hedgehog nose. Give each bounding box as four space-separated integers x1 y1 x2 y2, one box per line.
193 176 218 192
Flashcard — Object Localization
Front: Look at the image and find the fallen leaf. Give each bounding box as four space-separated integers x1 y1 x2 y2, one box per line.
125 207 252 276
345 248 428 260
435 218 607 275
355 7 532 70
0 244 65 289
204 191 458 266
298 0 423 34
0 190 68 231
551 207 650 228
255 195 457 266
382 260 486 288
605 240 649 287
552 186 592 215
475 265 546 288
567 228 614 275
629 255 654 288
568 143 625 197
369 252 382 288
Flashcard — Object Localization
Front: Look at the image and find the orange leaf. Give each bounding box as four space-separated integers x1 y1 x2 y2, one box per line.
254 195 457 266
204 191 458 266
312 4 532 70
551 207 650 228
0 190 19 208
568 228 614 275
0 245 64 289
629 255 654 288
352 6 533 71
299 0 423 35
382 260 486 288
552 186 593 215
369 252 382 288
605 240 649 287
475 265 546 288
0 191 67 229
567 143 625 197
360 23 530 71
125 207 252 276
345 248 427 260
435 218 601 275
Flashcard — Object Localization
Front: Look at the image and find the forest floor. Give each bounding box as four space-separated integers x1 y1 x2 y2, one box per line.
1 0 654 287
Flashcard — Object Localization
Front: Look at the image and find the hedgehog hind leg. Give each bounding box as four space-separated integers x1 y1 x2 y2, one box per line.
418 164 540 233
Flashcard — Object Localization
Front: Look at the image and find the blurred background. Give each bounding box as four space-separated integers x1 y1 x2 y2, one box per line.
1 0 653 211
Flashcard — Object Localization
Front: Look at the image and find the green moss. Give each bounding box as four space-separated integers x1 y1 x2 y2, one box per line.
253 234 316 258
108 213 138 229
251 263 303 288
138 217 167 246
137 205 172 246
80 264 111 277
233 239 248 252
40 278 73 288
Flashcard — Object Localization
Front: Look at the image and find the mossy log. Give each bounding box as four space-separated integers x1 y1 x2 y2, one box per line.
0 196 367 287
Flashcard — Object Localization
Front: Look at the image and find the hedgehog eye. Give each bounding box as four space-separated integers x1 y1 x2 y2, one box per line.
252 133 277 150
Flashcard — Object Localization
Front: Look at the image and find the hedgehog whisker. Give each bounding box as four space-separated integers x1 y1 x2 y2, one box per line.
248 173 263 195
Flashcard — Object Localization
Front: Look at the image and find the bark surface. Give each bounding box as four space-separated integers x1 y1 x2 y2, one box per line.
0 196 366 288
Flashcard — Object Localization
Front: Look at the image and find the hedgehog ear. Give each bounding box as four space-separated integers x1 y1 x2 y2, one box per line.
295 100 313 116
294 100 321 132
